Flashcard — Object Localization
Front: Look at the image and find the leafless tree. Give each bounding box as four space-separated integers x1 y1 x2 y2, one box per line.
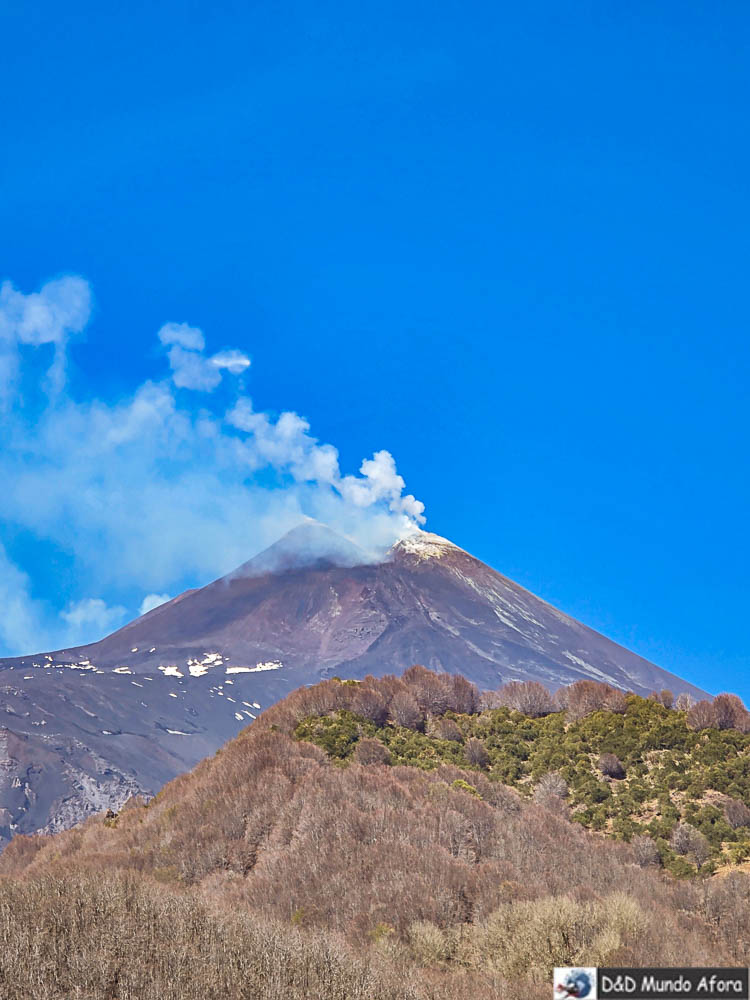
402 665 451 715
427 717 463 742
353 686 389 726
631 835 660 868
443 674 480 715
658 689 674 709
599 753 626 779
714 693 747 731
566 680 610 720
687 700 716 731
496 681 554 717
533 772 568 811
354 739 391 766
604 688 628 714
675 692 695 712
465 738 489 769
389 690 423 730
671 822 711 866
725 798 750 830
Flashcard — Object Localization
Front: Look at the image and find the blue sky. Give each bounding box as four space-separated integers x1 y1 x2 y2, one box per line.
1 1 749 697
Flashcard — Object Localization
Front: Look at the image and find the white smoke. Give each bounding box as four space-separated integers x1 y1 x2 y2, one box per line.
61 598 128 636
0 274 426 654
138 593 172 616
0 275 91 400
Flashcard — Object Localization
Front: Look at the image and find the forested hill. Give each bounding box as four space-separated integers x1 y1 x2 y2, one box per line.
290 669 750 878
1 670 750 999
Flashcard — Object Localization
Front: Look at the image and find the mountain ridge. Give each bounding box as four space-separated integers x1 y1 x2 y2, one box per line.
0 522 707 848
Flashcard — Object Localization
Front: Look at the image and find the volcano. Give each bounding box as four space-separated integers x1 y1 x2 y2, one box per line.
0 522 706 846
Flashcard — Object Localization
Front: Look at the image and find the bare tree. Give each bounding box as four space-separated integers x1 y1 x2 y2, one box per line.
533 772 568 810
671 823 711 867
687 700 716 731
553 686 570 712
566 680 610 720
353 686 389 726
496 681 554 717
604 688 628 714
598 753 626 779
675 692 695 712
725 799 750 830
631 835 660 868
427 717 463 742
714 693 747 731
402 665 450 715
354 739 391 766
389 690 423 730
443 674 480 715
659 689 674 709
465 738 489 769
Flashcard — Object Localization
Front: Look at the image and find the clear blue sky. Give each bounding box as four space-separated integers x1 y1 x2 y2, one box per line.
1 1 749 697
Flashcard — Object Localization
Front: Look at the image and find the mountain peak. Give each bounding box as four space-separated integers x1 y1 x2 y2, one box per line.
391 530 462 562
234 520 371 576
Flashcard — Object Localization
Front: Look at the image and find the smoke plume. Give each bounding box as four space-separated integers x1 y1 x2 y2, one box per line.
0 274 425 654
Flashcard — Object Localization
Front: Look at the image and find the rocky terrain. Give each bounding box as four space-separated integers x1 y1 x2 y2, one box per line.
0 522 706 846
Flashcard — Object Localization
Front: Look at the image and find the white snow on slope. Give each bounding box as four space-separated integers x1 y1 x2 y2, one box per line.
159 665 183 678
394 531 460 562
226 661 282 674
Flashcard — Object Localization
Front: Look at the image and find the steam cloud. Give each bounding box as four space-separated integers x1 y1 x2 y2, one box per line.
0 274 426 655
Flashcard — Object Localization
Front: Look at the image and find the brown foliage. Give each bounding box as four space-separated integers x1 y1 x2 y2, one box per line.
389 690 423 730
495 681 554 717
427 717 463 742
4 671 750 998
670 823 711 867
464 738 489 769
604 688 629 714
533 772 569 810
714 693 748 731
565 680 611 721
675 692 695 712
354 738 392 766
659 689 674 709
725 798 750 830
687 700 716 731
598 753 626 780
353 685 389 726
0 872 414 1000
631 835 660 868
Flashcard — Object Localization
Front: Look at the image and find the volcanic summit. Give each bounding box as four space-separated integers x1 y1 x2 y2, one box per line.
0 522 705 845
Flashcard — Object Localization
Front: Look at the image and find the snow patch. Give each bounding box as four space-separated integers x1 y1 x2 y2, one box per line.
186 652 225 677
226 660 283 674
159 665 184 678
394 531 460 562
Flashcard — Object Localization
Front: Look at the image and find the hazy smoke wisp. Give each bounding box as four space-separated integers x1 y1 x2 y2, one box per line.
0 274 425 654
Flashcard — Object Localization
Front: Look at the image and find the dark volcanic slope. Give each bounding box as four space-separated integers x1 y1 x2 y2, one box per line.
0 523 706 847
